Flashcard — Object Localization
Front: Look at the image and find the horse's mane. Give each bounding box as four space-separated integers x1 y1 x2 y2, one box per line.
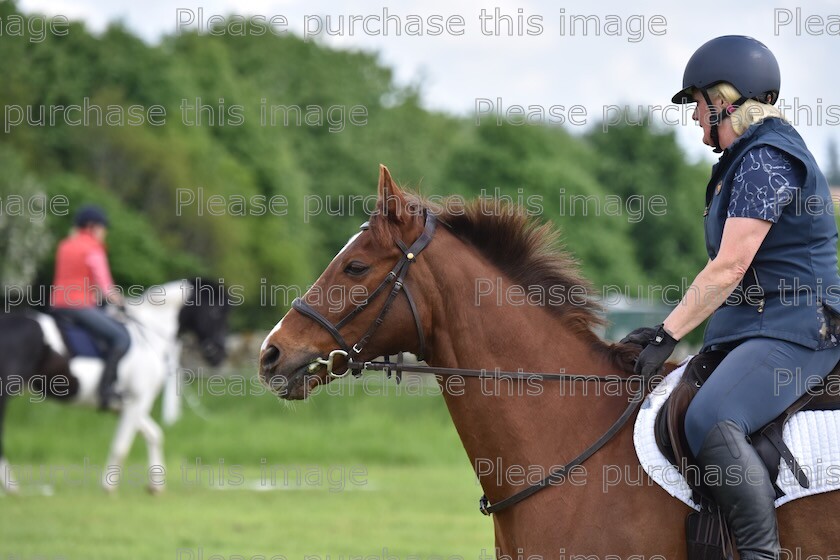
371 192 639 375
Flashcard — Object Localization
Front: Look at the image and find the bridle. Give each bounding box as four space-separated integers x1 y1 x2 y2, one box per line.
290 209 647 517
292 210 437 376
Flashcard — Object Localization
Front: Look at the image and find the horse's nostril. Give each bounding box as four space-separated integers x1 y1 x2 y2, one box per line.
261 344 282 370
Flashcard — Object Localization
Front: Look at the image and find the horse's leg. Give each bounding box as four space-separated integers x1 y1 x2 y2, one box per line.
137 414 165 494
101 399 144 493
0 394 17 494
0 316 52 495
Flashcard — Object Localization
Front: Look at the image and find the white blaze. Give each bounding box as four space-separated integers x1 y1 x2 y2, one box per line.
260 228 364 351
336 231 362 259
261 319 284 351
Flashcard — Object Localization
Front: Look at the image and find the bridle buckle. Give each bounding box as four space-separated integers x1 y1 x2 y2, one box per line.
479 495 491 516
308 349 350 377
293 212 436 378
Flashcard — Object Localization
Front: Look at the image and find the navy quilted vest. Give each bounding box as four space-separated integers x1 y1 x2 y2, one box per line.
702 117 840 350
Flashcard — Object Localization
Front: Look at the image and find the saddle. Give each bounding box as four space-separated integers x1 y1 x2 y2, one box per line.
655 351 840 500
654 351 840 560
51 313 106 358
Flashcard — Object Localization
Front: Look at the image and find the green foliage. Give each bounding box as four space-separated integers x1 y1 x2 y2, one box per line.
827 137 840 186
39 174 205 287
438 122 646 287
586 119 710 287
0 2 714 332
0 145 53 289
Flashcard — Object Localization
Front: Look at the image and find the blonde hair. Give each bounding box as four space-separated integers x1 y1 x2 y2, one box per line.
705 82 786 135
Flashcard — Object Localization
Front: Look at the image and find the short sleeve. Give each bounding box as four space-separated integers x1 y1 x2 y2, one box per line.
727 146 804 223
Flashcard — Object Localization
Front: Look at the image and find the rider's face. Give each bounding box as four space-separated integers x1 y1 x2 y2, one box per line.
90 224 107 242
691 90 714 147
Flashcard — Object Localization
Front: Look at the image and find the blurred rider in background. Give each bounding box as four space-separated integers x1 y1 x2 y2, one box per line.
51 205 129 411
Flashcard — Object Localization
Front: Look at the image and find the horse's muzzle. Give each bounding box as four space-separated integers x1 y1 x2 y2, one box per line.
259 346 324 400
202 340 227 367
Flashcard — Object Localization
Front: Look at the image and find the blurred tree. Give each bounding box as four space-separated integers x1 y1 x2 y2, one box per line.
438 122 646 289
826 137 840 186
0 4 718 334
586 117 709 287
0 145 53 294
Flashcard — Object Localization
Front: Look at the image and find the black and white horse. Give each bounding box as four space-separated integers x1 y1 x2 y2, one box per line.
0 278 229 494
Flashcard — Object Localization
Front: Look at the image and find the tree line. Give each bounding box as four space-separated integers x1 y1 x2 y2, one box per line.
0 2 724 333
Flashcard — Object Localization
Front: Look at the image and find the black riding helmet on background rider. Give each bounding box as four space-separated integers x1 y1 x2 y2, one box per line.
73 204 110 229
671 35 781 152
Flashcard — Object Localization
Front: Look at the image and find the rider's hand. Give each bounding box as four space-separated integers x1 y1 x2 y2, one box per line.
106 291 125 311
629 324 679 380
619 326 660 348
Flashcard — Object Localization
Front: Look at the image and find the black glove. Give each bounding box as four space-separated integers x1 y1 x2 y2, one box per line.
628 323 679 380
619 326 660 348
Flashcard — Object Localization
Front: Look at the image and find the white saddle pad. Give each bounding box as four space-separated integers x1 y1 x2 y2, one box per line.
633 356 840 510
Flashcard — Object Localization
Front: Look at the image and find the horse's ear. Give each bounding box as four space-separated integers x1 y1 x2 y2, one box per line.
376 164 408 223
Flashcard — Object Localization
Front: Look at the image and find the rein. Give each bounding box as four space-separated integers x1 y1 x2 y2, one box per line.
120 309 170 344
353 356 645 516
291 210 647 516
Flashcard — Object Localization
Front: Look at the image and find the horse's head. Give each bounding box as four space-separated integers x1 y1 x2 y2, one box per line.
179 277 230 366
260 165 436 399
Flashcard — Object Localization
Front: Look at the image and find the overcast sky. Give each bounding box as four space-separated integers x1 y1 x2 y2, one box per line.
19 0 840 171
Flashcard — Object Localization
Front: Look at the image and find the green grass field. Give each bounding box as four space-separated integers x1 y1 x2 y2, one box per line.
0 374 494 560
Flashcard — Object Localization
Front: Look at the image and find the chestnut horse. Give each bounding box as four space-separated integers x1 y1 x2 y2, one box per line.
259 166 839 557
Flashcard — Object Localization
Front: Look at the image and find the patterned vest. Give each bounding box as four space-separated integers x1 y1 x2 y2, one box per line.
702 118 840 350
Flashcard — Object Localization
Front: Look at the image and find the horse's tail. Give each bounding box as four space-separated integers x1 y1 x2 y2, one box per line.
161 369 181 425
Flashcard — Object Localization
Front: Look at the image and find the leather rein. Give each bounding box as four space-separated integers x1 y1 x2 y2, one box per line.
291 210 646 516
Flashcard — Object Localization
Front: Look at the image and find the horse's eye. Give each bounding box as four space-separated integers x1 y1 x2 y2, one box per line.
344 261 370 277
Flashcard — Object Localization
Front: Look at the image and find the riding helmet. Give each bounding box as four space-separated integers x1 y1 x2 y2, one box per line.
671 35 781 104
73 204 110 228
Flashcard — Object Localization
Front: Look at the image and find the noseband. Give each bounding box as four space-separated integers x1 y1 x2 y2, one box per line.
292 211 437 376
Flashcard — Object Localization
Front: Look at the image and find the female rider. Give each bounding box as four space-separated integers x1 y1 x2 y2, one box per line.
51 205 128 411
622 35 840 560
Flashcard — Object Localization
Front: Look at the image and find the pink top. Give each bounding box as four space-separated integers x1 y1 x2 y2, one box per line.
52 231 115 308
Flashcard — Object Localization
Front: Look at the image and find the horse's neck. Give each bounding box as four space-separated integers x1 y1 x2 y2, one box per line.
422 239 630 505
422 234 620 376
126 281 186 345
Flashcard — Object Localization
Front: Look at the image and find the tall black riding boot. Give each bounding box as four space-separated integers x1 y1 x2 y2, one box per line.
695 420 780 560
98 355 122 411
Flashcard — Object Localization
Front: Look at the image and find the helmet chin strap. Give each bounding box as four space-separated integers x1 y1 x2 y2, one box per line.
700 88 749 154
700 88 724 153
